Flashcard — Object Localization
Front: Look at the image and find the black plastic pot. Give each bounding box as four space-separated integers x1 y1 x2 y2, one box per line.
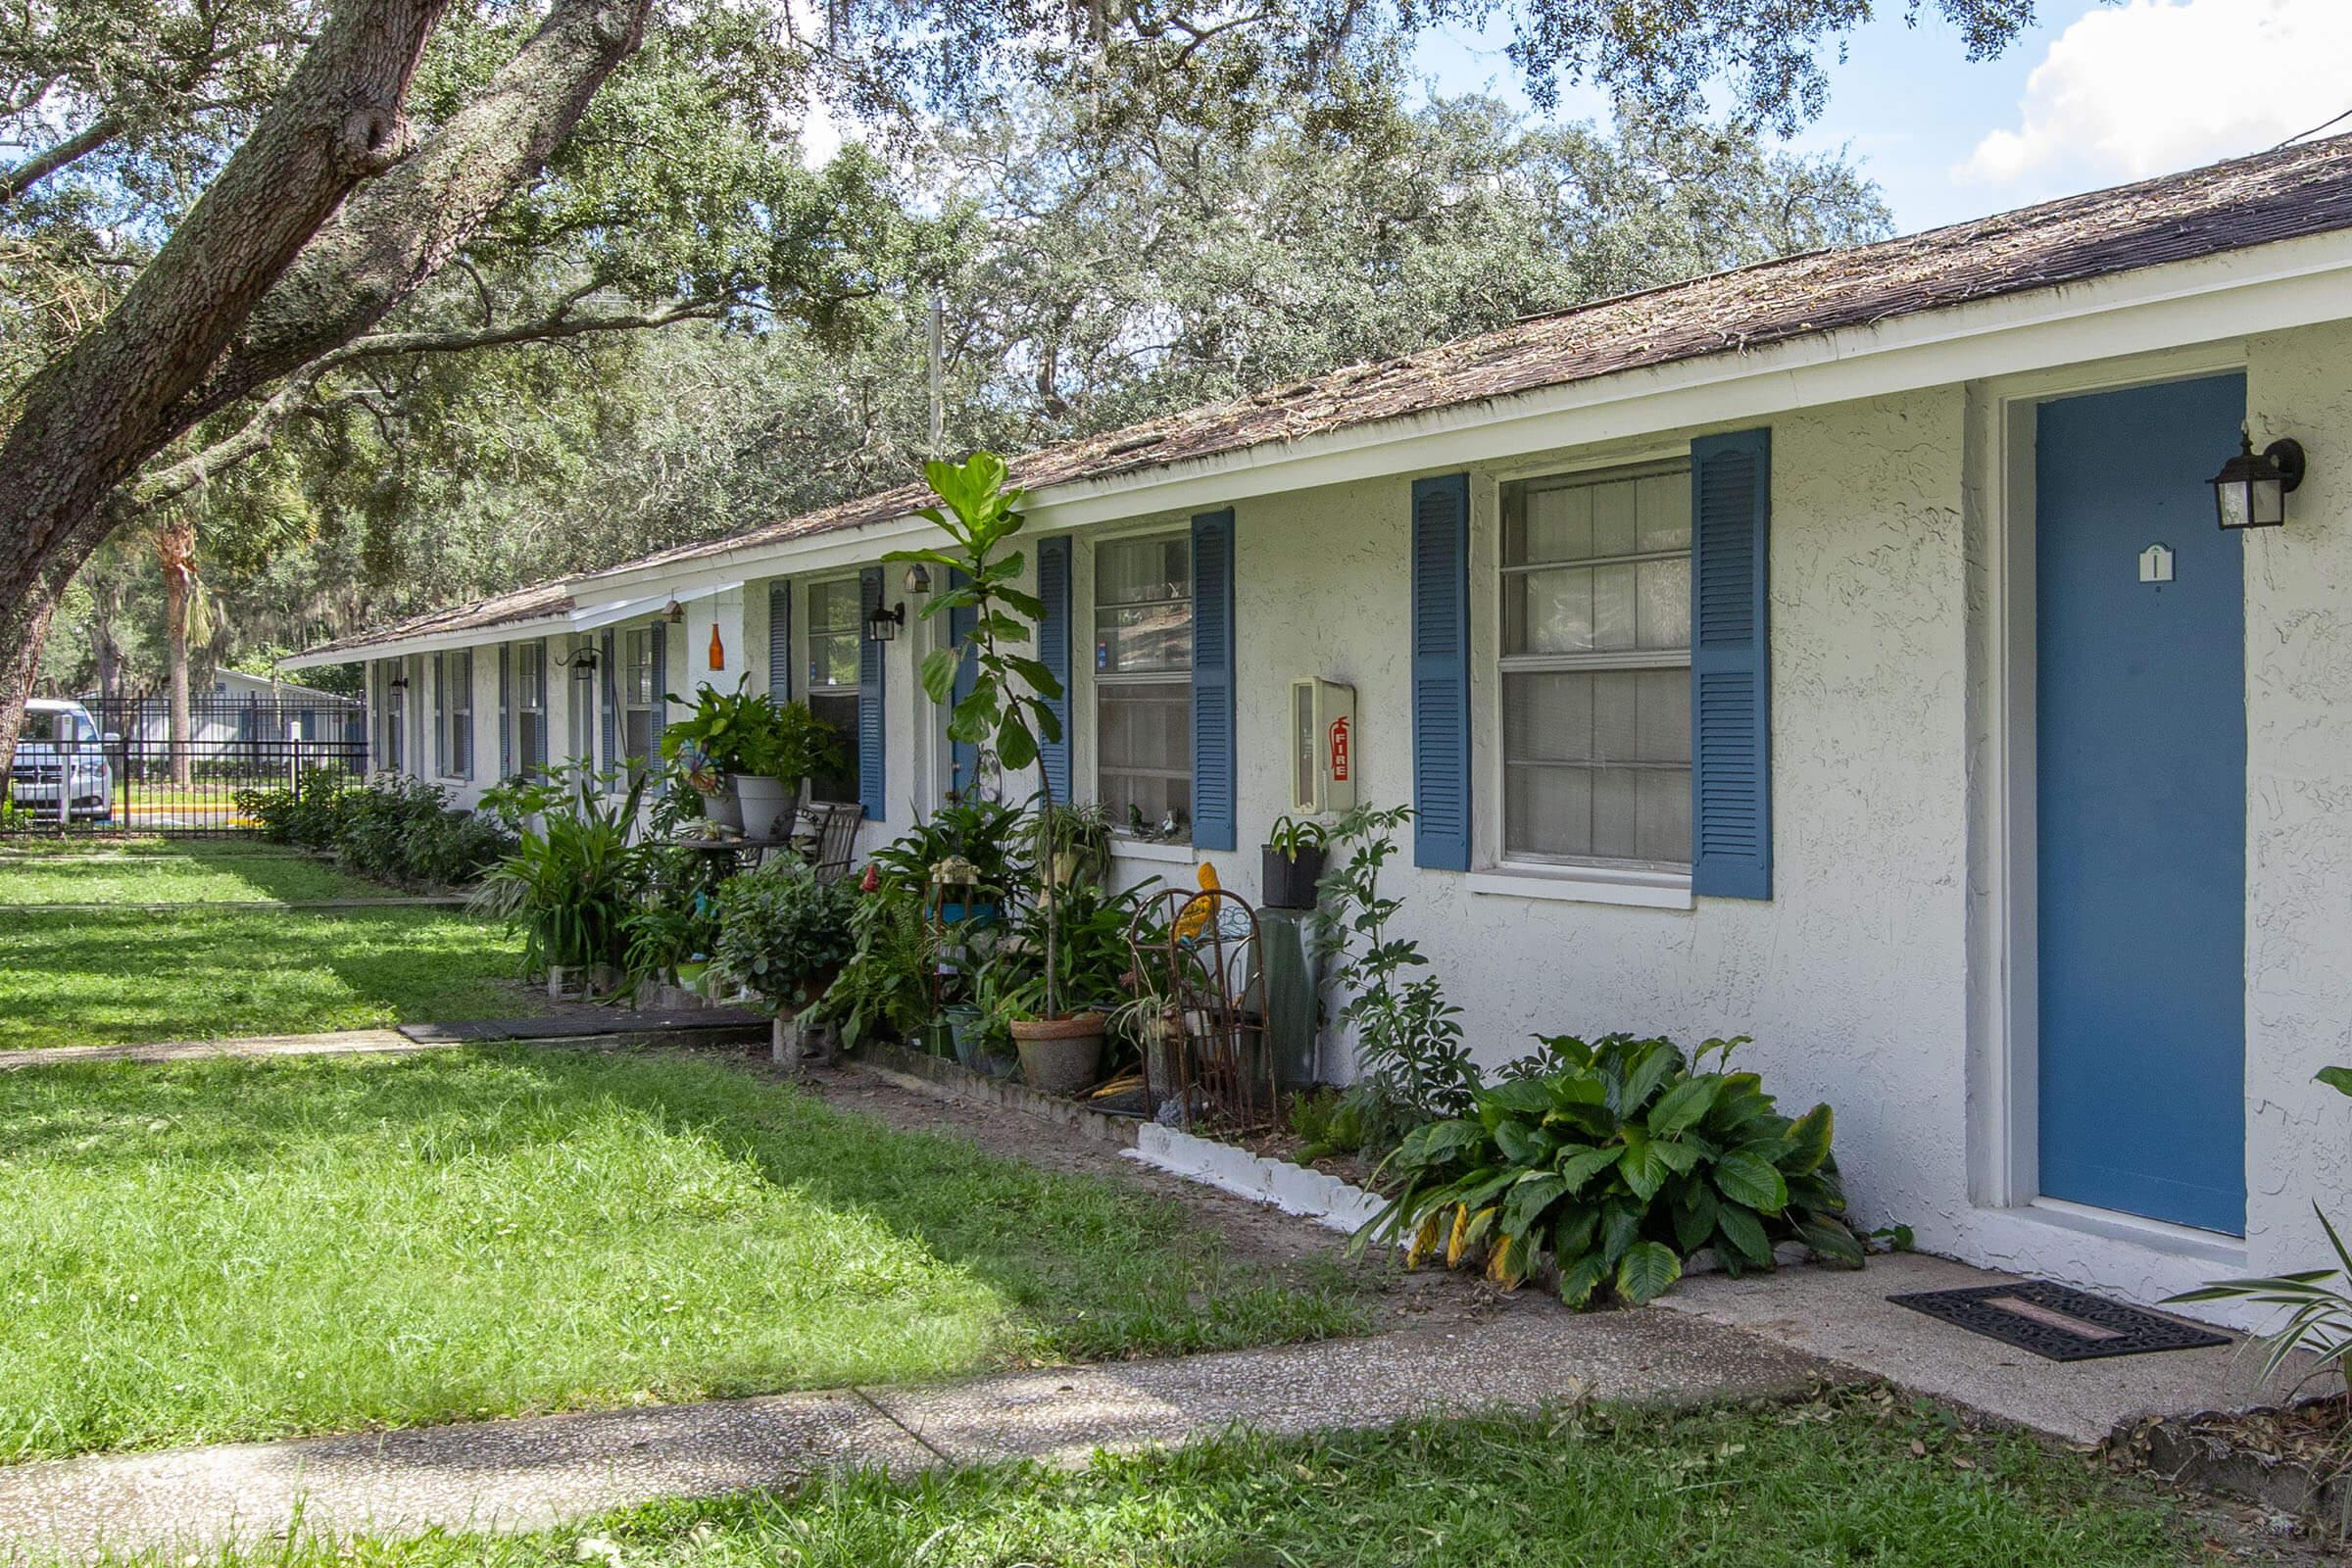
1260 844 1327 909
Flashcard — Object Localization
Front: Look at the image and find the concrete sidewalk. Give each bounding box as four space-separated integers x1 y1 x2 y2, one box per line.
0 1307 1836 1561
1659 1251 2280 1446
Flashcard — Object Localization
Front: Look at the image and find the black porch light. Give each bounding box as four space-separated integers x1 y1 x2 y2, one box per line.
557 646 600 682
2210 430 2306 530
865 601 906 643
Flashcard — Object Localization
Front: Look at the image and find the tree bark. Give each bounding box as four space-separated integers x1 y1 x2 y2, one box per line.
0 0 654 778
0 0 448 777
182 0 653 426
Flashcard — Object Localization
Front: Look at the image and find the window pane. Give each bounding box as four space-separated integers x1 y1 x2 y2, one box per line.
1592 479 1639 558
1097 536 1190 607
1502 668 1690 864
1097 682 1192 834
1508 483 1592 566
1637 472 1692 554
809 631 859 690
809 580 861 634
1505 670 1688 765
1504 566 1594 656
1505 466 1690 564
622 630 655 707
1636 558 1691 652
808 692 859 804
1094 602 1193 674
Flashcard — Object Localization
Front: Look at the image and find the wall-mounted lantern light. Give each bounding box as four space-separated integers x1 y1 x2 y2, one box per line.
903 564 932 597
386 673 409 692
556 647 600 683
2211 431 2306 530
864 601 906 643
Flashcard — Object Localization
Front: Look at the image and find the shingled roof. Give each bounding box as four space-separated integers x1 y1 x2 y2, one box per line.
302 130 2352 661
296 578 573 661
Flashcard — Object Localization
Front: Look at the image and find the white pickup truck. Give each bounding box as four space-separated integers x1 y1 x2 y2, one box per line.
9 699 116 824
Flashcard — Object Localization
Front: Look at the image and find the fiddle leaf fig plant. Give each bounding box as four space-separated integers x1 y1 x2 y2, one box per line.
887 453 1073 1014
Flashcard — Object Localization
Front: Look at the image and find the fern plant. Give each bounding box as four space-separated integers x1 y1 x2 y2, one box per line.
1357 1033 1862 1308
469 763 650 974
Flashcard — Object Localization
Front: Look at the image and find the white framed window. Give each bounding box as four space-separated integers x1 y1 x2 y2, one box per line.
804 577 862 805
1496 462 1691 868
514 640 547 774
379 661 405 772
1093 532 1192 836
619 625 659 776
435 648 473 779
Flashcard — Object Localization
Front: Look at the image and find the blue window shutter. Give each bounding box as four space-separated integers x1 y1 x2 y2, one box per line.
498 644 513 779
1410 474 1472 870
648 619 668 773
858 565 886 820
600 629 617 781
1190 509 1237 851
947 568 979 795
1035 536 1072 805
767 583 791 699
1690 428 1773 900
528 642 549 772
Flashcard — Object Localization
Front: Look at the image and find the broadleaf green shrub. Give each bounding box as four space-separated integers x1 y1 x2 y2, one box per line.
1359 1033 1862 1308
713 861 858 1016
232 772 511 889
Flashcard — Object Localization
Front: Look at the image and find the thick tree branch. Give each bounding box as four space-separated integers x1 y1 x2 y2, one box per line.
119 296 730 513
0 0 451 767
0 113 123 206
183 0 655 424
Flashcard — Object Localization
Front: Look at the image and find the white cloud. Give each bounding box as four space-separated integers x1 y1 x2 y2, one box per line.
1960 0 2352 191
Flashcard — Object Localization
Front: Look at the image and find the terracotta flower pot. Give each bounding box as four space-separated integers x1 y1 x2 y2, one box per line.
1009 1014 1105 1096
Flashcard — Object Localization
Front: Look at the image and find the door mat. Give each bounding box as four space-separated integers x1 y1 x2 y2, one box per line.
1888 1280 2231 1361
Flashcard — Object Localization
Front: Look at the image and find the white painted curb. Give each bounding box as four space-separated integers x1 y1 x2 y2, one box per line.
1124 1123 1389 1237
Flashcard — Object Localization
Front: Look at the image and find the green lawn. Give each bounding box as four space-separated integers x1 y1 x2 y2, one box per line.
0 1049 1369 1460
91 1396 2196 1567
0 904 540 1049
0 842 393 905
0 836 176 857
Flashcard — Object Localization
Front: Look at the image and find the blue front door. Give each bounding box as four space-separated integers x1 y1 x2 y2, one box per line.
2035 373 2246 1235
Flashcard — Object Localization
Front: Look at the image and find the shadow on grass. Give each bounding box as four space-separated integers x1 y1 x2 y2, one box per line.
2 1047 1368 1378
0 906 538 1051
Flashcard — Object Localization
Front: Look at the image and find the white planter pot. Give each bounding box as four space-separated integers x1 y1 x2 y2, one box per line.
734 775 796 839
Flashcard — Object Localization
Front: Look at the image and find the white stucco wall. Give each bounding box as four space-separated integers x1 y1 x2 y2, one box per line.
1118 390 1978 1268
346 326 2352 1319
2242 318 2352 1289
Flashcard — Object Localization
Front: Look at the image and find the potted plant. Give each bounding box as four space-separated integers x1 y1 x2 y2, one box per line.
1030 799 1112 891
712 860 858 1073
470 762 651 998
662 678 844 839
1261 814 1329 909
890 454 1102 1079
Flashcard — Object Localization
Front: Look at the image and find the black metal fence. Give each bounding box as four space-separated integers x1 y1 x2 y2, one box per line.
7 720 369 839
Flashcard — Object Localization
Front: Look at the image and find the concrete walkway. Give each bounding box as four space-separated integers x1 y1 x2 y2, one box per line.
1660 1251 2280 1446
0 1308 1837 1561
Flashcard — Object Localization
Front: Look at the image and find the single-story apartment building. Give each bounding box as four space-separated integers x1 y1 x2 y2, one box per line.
286 132 2352 1324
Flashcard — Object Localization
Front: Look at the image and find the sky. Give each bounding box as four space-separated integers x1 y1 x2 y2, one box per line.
1413 0 2352 233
